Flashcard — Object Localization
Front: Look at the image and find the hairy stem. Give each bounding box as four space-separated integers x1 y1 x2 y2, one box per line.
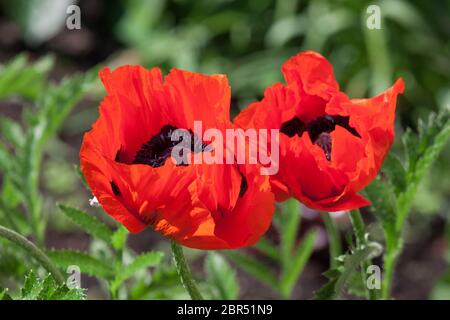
349 210 377 300
0 224 64 284
171 240 203 300
381 234 400 299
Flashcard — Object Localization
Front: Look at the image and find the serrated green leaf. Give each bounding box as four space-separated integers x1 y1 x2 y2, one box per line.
21 270 42 300
110 251 164 292
364 176 397 246
225 251 278 289
397 111 450 228
0 54 54 100
382 153 407 194
36 274 59 299
58 204 113 242
49 285 86 300
347 270 368 298
205 252 240 300
46 249 115 279
0 117 25 148
15 271 86 300
314 247 372 300
31 68 97 145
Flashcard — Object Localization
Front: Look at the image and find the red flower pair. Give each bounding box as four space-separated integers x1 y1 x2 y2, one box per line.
80 51 404 249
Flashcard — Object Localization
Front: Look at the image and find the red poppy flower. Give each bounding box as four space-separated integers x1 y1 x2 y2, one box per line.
234 51 404 211
80 66 274 249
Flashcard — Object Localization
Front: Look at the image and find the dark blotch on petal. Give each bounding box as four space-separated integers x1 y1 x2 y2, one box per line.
134 125 178 167
133 124 210 168
111 181 121 196
333 115 361 138
239 175 248 198
280 116 306 137
114 147 122 162
307 115 336 142
280 115 360 161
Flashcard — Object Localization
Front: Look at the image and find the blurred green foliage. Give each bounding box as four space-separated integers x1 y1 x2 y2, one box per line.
0 0 449 299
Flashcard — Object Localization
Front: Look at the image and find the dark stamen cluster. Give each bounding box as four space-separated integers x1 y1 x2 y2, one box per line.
133 124 209 168
280 115 360 161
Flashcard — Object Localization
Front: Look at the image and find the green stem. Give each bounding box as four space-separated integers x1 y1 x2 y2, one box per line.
349 210 366 246
381 234 400 299
323 212 341 268
171 240 203 300
110 248 123 300
349 210 377 300
0 224 65 284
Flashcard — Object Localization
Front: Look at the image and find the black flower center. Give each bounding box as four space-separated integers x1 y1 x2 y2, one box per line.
280 115 360 161
133 124 209 168
114 125 248 198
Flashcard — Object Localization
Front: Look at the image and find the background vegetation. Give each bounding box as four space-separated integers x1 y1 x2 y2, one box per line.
0 0 449 299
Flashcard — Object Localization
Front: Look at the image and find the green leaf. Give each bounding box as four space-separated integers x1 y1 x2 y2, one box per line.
0 287 12 300
397 111 450 228
205 252 240 300
279 229 317 298
0 54 54 100
111 225 128 251
0 117 25 148
46 249 115 279
110 251 164 292
58 204 113 243
314 246 372 300
30 68 98 146
364 111 450 293
279 199 302 268
21 270 41 299
225 251 278 289
36 274 59 299
253 237 279 262
15 271 85 300
0 142 14 173
364 176 397 246
382 153 407 194
49 286 86 300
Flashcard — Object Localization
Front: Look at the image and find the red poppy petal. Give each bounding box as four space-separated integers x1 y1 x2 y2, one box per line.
347 78 404 138
328 78 404 192
149 167 274 250
234 83 297 130
281 134 348 201
97 66 167 162
81 130 199 233
270 177 291 202
80 140 147 232
163 69 231 131
212 169 275 248
311 192 371 212
281 51 339 95
329 126 374 194
282 51 340 122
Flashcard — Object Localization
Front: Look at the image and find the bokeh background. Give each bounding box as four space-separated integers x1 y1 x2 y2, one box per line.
0 0 449 299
